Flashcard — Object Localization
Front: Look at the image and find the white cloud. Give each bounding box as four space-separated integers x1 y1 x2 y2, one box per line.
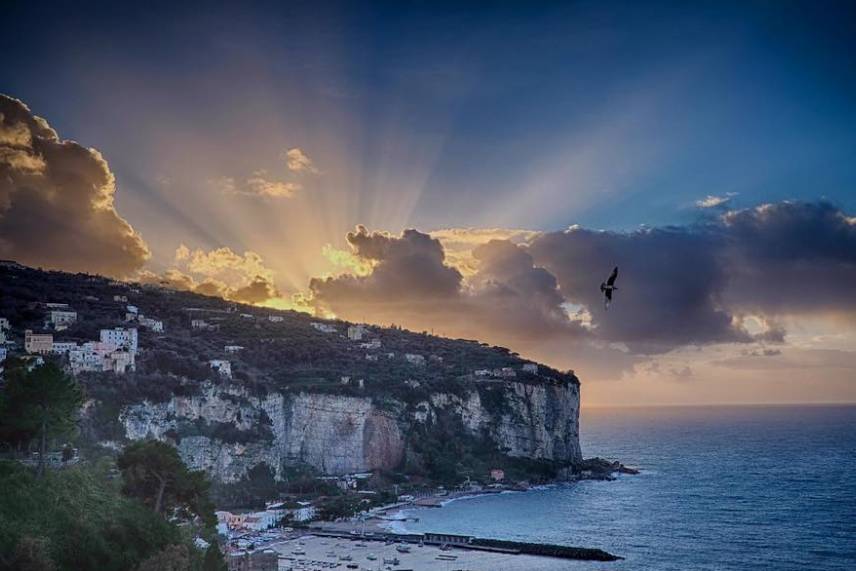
696 192 737 208
284 147 318 174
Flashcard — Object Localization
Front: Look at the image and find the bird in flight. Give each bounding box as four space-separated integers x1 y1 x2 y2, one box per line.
600 266 619 309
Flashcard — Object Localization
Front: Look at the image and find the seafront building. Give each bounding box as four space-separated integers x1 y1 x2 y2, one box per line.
227 549 277 571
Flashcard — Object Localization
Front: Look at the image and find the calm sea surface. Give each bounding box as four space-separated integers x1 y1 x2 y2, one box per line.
394 405 856 570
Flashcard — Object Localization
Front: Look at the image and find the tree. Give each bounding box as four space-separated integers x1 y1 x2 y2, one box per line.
4 535 56 571
133 544 190 571
117 440 214 525
201 544 227 571
0 361 83 476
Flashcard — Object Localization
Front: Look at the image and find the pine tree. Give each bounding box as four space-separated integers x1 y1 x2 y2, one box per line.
0 361 83 477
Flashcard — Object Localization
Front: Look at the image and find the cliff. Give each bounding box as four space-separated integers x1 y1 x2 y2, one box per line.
114 379 580 483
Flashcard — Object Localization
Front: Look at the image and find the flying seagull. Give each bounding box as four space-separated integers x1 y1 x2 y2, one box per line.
600 266 619 309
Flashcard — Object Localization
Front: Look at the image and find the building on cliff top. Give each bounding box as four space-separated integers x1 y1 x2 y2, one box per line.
25 330 53 354
311 322 337 333
347 324 366 340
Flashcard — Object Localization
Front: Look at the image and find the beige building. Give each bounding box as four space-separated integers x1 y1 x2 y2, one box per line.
24 330 54 354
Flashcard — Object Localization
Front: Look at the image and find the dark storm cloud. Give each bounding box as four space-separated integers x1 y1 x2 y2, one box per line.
529 200 856 353
311 226 462 304
721 201 856 314
0 95 150 277
529 225 746 353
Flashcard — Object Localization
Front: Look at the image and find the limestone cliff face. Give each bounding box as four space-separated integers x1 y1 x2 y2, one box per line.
116 381 580 483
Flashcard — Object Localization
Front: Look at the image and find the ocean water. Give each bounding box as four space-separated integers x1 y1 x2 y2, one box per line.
395 405 856 570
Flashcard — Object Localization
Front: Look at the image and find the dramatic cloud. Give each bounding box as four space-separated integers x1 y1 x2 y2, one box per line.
0 94 150 277
529 224 748 353
529 200 856 352
310 227 587 350
284 147 318 174
311 226 462 306
309 201 855 378
141 245 281 304
431 227 541 276
721 201 856 315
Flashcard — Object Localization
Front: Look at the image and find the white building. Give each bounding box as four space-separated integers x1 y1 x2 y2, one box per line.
191 319 209 330
360 338 382 350
100 327 138 354
51 342 79 354
209 360 232 379
347 324 367 341
0 347 6 363
404 353 426 366
138 316 164 332
292 501 316 522
311 322 337 334
49 310 77 328
69 342 123 374
268 315 284 323
224 345 244 354
113 295 128 302
126 305 139 315
522 363 539 373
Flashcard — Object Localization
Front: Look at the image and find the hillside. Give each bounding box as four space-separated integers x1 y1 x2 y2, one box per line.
0 262 582 499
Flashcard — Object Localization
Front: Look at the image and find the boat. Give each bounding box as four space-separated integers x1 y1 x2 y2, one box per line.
366 554 378 561
383 557 400 565
395 545 411 553
292 549 305 555
339 554 353 561
436 554 458 561
346 564 359 569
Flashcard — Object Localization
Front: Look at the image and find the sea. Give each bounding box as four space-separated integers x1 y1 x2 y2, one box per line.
391 405 856 570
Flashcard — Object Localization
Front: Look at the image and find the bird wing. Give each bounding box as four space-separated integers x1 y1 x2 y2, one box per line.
607 266 619 286
604 288 613 301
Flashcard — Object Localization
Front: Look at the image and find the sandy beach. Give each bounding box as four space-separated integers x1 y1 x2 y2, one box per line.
272 534 609 571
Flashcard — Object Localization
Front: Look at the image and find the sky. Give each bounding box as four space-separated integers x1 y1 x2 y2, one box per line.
2 1 855 405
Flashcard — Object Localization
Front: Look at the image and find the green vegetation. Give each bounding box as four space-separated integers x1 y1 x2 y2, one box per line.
0 360 225 571
0 361 83 476
117 440 215 525
0 460 188 571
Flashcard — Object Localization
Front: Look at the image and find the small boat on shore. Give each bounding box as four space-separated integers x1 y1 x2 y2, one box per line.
383 556 400 565
396 545 411 553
